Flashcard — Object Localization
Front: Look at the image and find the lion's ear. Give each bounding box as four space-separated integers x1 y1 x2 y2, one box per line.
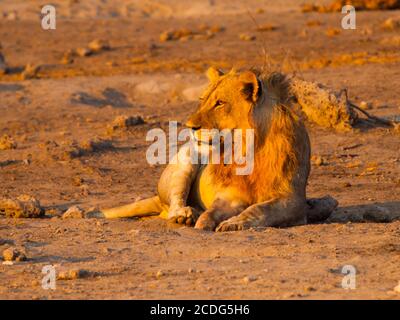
206 67 223 83
239 71 261 103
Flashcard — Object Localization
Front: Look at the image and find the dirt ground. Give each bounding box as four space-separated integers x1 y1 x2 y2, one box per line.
0 0 399 299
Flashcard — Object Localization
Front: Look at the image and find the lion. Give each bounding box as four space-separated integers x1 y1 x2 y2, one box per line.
96 67 338 231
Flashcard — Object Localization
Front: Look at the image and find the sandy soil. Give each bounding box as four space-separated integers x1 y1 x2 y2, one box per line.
0 0 399 299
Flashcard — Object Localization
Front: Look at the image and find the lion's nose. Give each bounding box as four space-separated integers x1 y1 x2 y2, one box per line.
186 120 201 131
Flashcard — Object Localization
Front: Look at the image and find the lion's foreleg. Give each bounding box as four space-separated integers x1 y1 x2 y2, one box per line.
194 199 247 231
158 145 200 224
215 198 307 232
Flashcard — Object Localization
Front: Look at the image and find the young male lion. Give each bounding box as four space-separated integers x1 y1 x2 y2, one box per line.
97 67 338 231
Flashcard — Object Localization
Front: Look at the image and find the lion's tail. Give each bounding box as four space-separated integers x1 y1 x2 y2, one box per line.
306 195 338 223
101 196 165 219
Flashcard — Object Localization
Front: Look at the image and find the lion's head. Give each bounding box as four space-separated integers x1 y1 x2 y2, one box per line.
186 67 262 134
186 67 289 148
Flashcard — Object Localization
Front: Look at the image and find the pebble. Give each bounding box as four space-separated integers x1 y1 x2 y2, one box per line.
243 275 257 284
312 155 324 166
88 39 110 52
21 64 40 80
76 47 92 57
2 248 27 262
239 33 256 41
62 205 85 219
57 269 90 280
360 101 373 110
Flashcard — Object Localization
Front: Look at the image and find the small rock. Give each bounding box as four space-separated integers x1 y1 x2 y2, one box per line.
305 286 316 292
131 57 146 64
209 25 225 33
102 247 112 254
2 248 27 262
128 229 141 236
0 195 44 218
360 101 373 110
5 11 18 21
72 176 83 187
311 155 324 166
31 280 40 287
243 275 257 284
382 17 400 31
0 134 17 150
57 269 90 280
106 61 117 67
107 115 145 134
76 47 92 57
160 31 173 42
326 28 340 37
159 29 193 42
156 270 164 279
239 33 256 41
80 184 90 196
256 24 277 32
62 206 85 219
394 123 400 134
88 39 110 52
21 64 40 80
61 50 74 64
188 268 195 273
306 20 322 27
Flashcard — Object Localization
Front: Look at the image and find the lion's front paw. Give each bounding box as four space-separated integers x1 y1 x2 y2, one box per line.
215 217 250 232
194 212 217 231
168 206 200 226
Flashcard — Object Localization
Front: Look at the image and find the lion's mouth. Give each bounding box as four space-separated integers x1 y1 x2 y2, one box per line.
190 130 224 147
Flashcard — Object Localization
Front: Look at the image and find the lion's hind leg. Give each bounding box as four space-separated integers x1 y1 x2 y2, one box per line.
100 196 164 219
306 195 338 223
215 198 306 232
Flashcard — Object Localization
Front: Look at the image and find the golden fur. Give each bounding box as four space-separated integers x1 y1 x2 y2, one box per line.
210 104 304 203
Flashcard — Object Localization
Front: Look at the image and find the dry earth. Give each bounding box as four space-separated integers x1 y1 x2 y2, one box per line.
0 0 399 299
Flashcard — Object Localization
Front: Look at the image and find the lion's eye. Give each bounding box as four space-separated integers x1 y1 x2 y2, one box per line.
214 100 225 108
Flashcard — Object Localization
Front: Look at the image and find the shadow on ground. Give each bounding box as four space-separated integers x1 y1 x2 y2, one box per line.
70 88 132 108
